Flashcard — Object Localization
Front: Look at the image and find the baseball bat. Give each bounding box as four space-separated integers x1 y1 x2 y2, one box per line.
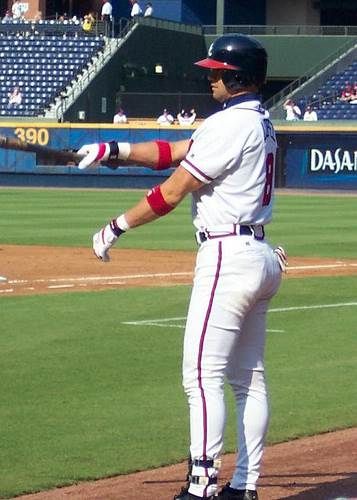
0 135 123 168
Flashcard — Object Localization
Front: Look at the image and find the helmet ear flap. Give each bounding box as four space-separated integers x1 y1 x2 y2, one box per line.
222 70 251 92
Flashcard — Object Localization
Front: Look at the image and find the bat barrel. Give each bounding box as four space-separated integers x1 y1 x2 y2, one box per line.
0 135 84 165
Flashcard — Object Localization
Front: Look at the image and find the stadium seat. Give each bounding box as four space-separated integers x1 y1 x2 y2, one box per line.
310 59 357 119
0 33 105 116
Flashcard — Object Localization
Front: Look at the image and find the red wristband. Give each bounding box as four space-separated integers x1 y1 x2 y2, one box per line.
146 185 174 216
155 140 172 170
95 143 107 161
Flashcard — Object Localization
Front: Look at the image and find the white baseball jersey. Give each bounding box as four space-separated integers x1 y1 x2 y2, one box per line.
180 95 277 230
131 2 142 16
101 1 113 16
180 94 282 497
11 1 23 19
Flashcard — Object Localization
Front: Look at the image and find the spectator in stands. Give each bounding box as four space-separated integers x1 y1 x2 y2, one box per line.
303 105 318 121
190 108 197 123
2 10 12 22
82 11 96 33
283 99 301 121
11 0 23 20
157 108 174 125
144 2 153 16
177 108 196 126
101 0 112 35
33 10 42 22
350 84 357 104
113 108 128 124
130 0 143 17
177 108 185 124
7 86 22 108
58 13 68 22
340 83 354 103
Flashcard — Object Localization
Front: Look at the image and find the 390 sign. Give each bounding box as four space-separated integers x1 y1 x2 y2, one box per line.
14 128 50 146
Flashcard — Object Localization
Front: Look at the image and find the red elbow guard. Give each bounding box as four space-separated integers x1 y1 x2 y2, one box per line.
155 140 172 170
146 185 174 216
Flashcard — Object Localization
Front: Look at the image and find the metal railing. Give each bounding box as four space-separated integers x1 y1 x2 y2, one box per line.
202 25 357 36
51 20 136 121
0 16 131 38
134 15 202 34
2 20 357 38
264 39 357 111
1 20 112 37
0 15 204 38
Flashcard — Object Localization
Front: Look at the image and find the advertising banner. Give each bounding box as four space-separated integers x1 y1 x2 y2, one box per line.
283 132 357 189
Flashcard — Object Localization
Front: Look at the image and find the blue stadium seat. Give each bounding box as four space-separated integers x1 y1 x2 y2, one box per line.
310 60 357 121
0 33 106 117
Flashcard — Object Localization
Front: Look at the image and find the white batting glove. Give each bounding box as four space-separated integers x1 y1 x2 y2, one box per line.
77 141 131 169
77 142 111 170
274 246 288 273
93 218 127 262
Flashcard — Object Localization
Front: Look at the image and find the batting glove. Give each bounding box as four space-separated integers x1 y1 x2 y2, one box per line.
274 245 288 272
93 218 126 262
77 141 130 170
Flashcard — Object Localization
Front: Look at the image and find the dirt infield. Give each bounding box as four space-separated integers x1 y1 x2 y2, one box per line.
2 244 357 499
1 245 357 297
17 428 357 500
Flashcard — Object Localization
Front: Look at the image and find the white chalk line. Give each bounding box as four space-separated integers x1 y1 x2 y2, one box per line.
7 271 193 285
125 316 186 324
0 271 192 295
3 261 357 288
48 284 75 289
0 261 356 295
269 302 357 312
123 302 357 330
122 318 283 333
288 263 357 270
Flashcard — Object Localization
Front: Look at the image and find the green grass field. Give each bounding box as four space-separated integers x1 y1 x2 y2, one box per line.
1 188 357 256
1 188 357 498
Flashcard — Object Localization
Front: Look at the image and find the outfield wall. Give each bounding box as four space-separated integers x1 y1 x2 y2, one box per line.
276 122 357 189
0 121 193 188
0 121 356 190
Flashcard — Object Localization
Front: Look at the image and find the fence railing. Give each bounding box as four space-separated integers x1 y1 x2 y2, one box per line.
52 20 136 121
202 25 357 36
0 18 110 37
0 15 203 38
2 19 357 38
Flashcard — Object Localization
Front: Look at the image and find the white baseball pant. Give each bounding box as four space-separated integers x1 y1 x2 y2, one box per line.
182 234 282 498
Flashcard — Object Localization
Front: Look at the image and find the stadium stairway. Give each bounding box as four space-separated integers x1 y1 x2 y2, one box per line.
266 40 357 120
44 20 138 121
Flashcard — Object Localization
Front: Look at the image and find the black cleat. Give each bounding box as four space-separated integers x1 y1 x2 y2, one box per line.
217 483 258 500
173 486 215 499
173 486 189 499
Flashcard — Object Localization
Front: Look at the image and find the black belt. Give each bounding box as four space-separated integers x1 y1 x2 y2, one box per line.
196 224 265 244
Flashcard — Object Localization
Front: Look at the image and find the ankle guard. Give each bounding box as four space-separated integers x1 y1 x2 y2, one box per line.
188 457 221 497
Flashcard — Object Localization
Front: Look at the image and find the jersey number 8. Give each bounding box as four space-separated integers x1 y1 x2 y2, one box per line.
262 152 274 206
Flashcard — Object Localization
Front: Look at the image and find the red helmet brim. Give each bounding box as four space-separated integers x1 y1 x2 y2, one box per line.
194 58 239 70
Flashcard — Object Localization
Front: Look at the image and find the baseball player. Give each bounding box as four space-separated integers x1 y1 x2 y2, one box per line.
77 34 286 500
